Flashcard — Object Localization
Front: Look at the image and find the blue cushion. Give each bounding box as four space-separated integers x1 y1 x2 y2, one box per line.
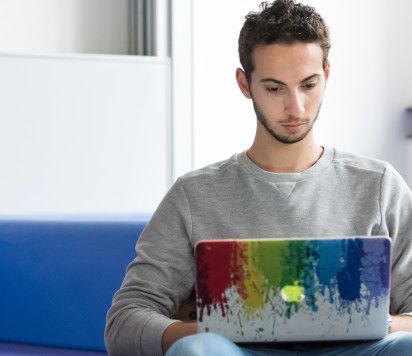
0 214 149 352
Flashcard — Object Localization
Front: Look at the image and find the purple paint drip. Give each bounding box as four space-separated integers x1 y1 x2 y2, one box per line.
360 238 390 314
337 239 362 302
361 239 388 296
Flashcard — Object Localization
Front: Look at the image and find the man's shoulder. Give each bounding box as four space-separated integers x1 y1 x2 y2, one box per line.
179 154 241 183
332 148 392 175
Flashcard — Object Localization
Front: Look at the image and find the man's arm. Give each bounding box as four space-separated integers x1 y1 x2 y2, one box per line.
161 321 197 353
380 165 412 321
105 178 195 356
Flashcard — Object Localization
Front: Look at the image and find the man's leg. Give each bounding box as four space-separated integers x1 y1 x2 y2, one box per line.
165 333 296 356
165 333 247 356
166 332 412 356
302 332 412 356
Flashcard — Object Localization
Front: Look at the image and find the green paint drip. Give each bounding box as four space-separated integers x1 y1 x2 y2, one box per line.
280 241 308 287
254 240 288 296
278 241 309 318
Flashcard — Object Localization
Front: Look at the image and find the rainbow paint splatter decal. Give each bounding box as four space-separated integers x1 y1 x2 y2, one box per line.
195 237 391 341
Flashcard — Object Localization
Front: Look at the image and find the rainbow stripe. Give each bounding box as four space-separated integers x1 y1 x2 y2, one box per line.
195 237 390 341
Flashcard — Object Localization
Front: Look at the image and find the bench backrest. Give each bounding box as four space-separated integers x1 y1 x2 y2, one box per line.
0 215 148 351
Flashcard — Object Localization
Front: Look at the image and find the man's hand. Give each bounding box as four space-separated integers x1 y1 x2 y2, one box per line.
390 315 412 333
161 321 197 353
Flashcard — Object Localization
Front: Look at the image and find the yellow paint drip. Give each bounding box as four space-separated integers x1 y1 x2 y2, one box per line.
242 242 266 314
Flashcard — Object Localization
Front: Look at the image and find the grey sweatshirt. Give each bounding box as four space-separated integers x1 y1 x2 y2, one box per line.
105 147 412 356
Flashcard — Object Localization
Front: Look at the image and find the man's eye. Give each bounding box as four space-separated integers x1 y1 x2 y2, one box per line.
302 82 317 90
266 87 281 93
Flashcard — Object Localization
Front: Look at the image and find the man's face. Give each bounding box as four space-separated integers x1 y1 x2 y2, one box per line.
237 42 329 145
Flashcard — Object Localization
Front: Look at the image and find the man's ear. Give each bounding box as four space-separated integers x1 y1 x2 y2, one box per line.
236 68 252 99
324 60 330 81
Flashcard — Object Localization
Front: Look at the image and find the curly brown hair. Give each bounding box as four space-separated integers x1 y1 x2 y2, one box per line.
238 0 331 84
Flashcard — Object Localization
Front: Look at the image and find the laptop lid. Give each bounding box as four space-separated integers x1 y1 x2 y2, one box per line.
195 237 391 342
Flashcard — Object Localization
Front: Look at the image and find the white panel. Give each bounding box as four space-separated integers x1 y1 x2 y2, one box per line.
0 53 171 214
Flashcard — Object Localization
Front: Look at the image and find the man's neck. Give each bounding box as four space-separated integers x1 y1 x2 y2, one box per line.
246 138 324 174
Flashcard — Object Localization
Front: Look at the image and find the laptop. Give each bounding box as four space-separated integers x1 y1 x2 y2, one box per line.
195 236 391 342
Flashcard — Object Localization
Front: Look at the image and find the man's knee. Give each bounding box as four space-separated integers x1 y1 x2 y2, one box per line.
384 331 412 353
165 332 244 356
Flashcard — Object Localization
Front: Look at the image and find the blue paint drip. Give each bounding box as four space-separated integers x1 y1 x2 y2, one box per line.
315 240 344 303
302 241 319 312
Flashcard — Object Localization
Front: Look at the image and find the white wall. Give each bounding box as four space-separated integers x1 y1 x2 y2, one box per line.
192 0 412 181
0 0 129 55
171 0 194 180
384 1 412 184
308 0 388 160
192 0 256 169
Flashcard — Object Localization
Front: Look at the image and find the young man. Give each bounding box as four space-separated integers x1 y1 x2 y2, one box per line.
105 1 412 355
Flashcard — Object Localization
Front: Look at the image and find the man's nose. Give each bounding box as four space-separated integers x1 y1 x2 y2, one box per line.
284 90 305 117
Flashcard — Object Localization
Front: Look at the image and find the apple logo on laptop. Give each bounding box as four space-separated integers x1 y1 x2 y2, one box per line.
280 281 305 303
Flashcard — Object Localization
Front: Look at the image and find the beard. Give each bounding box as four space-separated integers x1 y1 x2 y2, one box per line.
252 98 322 145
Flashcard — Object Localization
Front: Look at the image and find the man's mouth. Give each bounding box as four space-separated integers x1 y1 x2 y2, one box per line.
281 122 305 133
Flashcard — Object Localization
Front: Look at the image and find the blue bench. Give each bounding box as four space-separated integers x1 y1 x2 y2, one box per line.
0 214 149 355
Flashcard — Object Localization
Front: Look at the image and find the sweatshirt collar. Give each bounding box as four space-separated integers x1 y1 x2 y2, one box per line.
236 146 335 183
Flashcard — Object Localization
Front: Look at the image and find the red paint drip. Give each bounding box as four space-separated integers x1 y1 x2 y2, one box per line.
234 242 248 300
196 241 235 321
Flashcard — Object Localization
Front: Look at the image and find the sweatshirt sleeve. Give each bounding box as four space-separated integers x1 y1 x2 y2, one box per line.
105 178 195 356
379 164 412 315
